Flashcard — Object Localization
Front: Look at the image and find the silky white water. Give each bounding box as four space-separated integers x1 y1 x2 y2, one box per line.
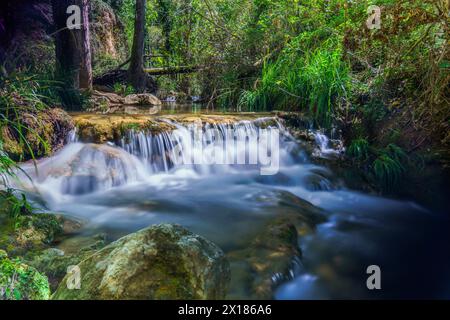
15 117 450 299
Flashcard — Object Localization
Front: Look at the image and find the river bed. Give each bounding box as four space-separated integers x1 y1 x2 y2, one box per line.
15 111 450 299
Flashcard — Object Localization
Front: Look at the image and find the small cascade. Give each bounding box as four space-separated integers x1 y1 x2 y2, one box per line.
118 119 284 174
18 143 148 198
66 129 78 144
313 131 344 158
17 117 344 200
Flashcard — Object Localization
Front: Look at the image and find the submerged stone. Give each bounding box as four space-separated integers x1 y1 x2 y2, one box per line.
226 190 327 299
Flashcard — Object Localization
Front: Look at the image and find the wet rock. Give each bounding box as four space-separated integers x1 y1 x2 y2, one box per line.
52 224 230 300
88 92 161 115
57 215 84 235
227 219 301 300
124 93 162 106
29 236 106 292
87 90 123 113
292 129 316 142
226 190 326 299
0 191 83 256
275 112 313 130
0 250 50 300
74 114 176 143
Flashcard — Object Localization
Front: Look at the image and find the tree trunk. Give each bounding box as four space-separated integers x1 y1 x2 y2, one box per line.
78 0 92 90
128 0 147 92
51 0 81 90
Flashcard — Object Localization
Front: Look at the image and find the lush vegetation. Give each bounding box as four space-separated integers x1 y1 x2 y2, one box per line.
108 0 448 192
0 0 448 301
0 0 448 195
0 249 51 300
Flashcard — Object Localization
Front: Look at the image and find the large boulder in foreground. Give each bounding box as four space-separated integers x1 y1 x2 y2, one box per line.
52 224 230 300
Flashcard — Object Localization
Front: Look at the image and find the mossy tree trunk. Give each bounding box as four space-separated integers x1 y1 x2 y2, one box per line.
128 0 148 92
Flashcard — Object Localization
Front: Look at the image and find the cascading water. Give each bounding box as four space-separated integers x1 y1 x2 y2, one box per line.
15 116 450 299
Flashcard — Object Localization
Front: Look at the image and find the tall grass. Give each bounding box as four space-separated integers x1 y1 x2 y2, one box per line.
0 142 17 186
238 37 350 127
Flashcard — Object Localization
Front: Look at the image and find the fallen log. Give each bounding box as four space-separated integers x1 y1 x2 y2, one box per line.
93 69 157 92
144 65 203 75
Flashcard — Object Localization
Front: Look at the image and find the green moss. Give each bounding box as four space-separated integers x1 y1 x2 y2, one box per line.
28 238 105 292
1 107 73 162
0 191 64 256
0 250 50 300
52 224 229 300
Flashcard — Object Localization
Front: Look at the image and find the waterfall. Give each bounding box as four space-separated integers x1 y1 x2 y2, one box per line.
313 131 344 158
117 119 283 175
16 117 340 201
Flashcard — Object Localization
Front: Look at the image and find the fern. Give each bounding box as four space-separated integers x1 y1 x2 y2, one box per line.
373 153 405 192
347 138 370 161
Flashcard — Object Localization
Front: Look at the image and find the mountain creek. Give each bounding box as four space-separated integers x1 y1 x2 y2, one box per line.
4 106 450 300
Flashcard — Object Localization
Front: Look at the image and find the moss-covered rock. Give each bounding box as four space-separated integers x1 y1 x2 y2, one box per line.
0 213 64 257
2 108 74 161
28 236 106 292
0 191 81 257
52 224 230 300
72 113 277 144
74 114 176 143
0 250 50 300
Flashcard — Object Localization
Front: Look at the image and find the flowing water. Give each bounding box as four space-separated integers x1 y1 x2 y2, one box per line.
15 114 450 299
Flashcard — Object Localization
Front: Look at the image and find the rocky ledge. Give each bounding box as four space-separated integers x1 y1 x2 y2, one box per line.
72 113 276 144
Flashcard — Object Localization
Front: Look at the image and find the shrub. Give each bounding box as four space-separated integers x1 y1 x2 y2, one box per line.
372 144 408 192
347 138 370 161
0 250 50 300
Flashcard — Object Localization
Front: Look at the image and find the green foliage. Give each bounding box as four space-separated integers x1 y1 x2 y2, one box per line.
113 83 135 96
372 144 408 192
0 73 57 161
0 250 50 300
0 74 53 112
93 54 122 77
238 38 350 126
0 142 17 186
0 190 33 230
347 138 370 162
373 154 404 192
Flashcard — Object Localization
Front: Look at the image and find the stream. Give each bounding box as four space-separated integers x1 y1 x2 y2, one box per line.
15 111 450 299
